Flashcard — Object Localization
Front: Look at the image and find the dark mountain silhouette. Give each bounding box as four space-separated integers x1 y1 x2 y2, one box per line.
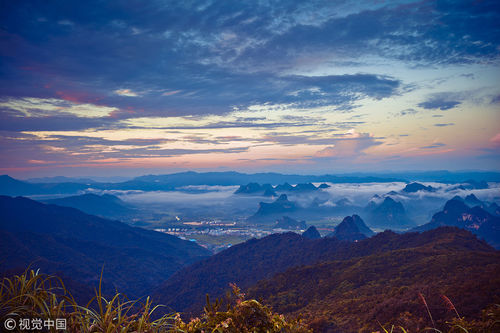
335 197 353 207
449 195 499 216
464 193 482 206
2 172 495 195
462 179 489 189
402 182 436 193
44 193 134 219
263 188 278 197
0 175 41 195
0 175 89 196
290 183 317 192
412 198 500 248
237 182 320 195
235 182 262 194
350 214 375 237
274 182 294 191
318 183 330 189
154 227 490 314
364 197 415 229
0 196 210 300
234 183 274 195
249 234 499 332
132 172 404 187
274 216 307 230
327 217 366 242
483 202 500 216
248 194 297 223
326 215 374 241
302 226 321 239
26 176 97 184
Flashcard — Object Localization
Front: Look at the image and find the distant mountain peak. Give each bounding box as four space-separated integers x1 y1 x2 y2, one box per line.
443 198 469 213
249 194 297 222
274 216 307 230
402 182 436 193
383 196 397 204
263 188 277 197
302 226 321 239
274 183 294 191
291 183 317 192
413 197 500 249
364 196 414 229
277 194 288 201
327 215 374 241
464 193 482 206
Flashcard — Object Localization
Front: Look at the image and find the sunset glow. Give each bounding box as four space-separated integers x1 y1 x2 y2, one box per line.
1 1 499 177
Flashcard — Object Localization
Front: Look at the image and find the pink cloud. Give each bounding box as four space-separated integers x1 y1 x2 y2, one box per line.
162 90 182 96
490 133 500 145
314 131 382 158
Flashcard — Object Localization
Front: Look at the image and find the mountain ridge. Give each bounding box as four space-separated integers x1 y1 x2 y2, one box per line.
154 227 492 314
0 195 211 300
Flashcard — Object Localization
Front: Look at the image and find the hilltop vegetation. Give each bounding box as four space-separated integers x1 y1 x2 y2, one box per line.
250 246 500 331
413 198 500 248
0 270 311 333
2 266 498 332
0 196 210 301
44 193 134 219
154 227 494 315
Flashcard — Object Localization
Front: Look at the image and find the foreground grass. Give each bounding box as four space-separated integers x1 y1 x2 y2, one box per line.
0 270 310 332
1 269 498 332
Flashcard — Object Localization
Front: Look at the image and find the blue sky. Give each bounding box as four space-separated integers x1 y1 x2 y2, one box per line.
0 0 499 177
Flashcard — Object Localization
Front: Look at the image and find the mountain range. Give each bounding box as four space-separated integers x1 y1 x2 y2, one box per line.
249 230 499 331
235 182 330 195
153 226 492 315
412 197 500 249
43 193 134 219
4 171 498 197
0 195 210 301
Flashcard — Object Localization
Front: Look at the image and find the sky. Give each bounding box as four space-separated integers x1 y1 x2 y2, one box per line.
0 0 499 178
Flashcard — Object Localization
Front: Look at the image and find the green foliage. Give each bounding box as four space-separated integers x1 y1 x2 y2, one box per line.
0 269 70 324
0 269 176 332
249 247 500 332
1 270 309 332
1 268 498 333
174 284 311 333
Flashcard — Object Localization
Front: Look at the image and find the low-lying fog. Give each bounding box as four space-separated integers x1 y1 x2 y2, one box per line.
101 182 500 227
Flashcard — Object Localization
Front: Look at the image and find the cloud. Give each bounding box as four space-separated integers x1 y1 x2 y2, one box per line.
491 94 500 104
0 97 117 118
1 0 499 174
421 143 446 149
419 100 461 111
114 89 140 97
313 130 382 158
491 133 500 146
395 108 418 116
162 90 182 96
434 123 454 127
418 93 462 110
